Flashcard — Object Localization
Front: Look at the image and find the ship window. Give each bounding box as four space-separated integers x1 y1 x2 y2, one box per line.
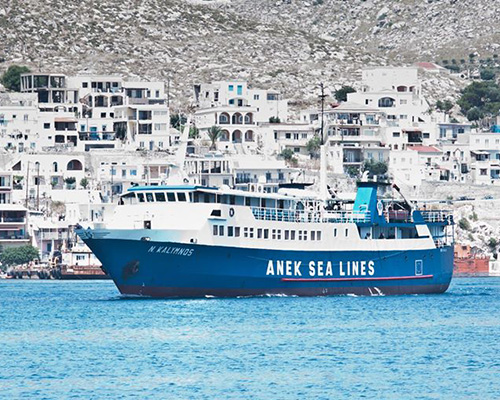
137 193 145 203
311 231 316 240
235 227 240 237
249 228 254 238
213 225 218 236
228 226 234 237
245 197 251 206
178 193 187 202
230 195 235 205
219 226 224 236
146 193 154 202
317 231 322 241
333 228 337 237
345 228 349 237
257 228 262 239
285 230 289 240
298 230 303 240
303 231 307 240
167 192 176 202
155 192 166 202
272 229 276 240
277 230 281 240
189 192 193 202
204 193 210 203
264 229 269 239
144 220 151 229
244 227 248 238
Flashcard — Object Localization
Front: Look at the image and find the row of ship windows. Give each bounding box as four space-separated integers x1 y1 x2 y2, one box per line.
136 192 187 203
213 225 324 241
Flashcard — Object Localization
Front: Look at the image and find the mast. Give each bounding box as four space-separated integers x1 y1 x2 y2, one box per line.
319 83 328 201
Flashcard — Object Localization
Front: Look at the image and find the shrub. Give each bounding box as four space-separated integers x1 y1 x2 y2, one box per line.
458 218 471 231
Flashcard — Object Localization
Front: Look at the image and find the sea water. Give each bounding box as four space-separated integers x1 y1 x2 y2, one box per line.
0 279 499 399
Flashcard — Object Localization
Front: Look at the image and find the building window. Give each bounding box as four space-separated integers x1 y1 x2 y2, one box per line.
229 85 234 91
254 94 260 100
82 82 88 88
393 132 400 137
44 123 50 129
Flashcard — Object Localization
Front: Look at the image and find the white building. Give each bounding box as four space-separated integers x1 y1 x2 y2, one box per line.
0 93 39 153
348 67 440 149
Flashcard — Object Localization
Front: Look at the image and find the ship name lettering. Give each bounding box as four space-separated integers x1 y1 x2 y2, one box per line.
266 260 302 276
147 245 194 257
339 260 375 276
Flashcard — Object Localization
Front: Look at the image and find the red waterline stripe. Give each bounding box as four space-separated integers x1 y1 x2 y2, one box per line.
281 274 434 282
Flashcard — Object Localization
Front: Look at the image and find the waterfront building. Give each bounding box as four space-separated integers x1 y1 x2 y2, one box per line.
0 171 29 251
184 153 299 193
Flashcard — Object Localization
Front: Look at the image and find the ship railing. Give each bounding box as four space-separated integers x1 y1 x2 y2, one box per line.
420 210 453 223
251 207 371 224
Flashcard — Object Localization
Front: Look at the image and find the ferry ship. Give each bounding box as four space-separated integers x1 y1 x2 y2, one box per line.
76 178 454 297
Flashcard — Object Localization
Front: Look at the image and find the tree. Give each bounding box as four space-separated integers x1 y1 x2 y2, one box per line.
80 177 89 189
0 245 39 269
207 125 222 150
280 148 295 161
363 159 388 177
1 65 30 92
480 69 496 81
189 126 200 139
170 113 187 130
457 81 500 122
436 99 454 114
269 116 281 123
334 85 356 102
280 149 298 166
466 107 484 122
306 135 322 158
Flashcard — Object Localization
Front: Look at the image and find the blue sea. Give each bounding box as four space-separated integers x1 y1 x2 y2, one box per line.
0 279 499 399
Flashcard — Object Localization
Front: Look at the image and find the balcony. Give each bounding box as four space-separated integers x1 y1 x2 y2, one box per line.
79 132 116 141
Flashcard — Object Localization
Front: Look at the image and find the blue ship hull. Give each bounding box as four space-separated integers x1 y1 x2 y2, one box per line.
81 234 454 297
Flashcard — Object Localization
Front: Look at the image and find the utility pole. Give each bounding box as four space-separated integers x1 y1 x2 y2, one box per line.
319 82 326 144
167 77 170 109
25 161 30 208
110 165 114 203
36 162 40 211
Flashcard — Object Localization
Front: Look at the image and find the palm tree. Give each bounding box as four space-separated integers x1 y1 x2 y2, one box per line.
207 125 222 150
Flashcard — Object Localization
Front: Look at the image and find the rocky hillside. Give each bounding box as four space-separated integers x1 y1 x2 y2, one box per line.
0 0 497 107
